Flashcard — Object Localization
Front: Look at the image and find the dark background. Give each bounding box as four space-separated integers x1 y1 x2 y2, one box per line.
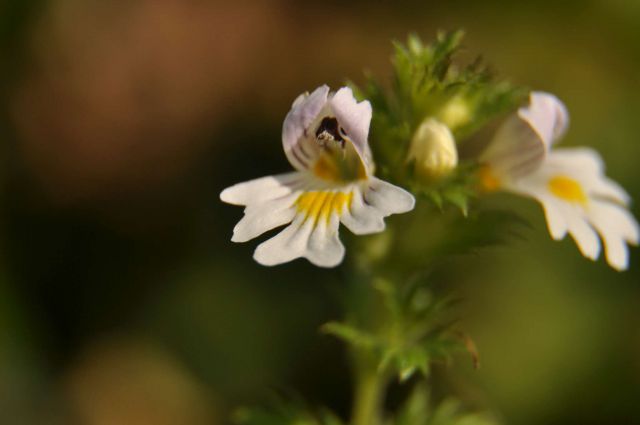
1 1 639 424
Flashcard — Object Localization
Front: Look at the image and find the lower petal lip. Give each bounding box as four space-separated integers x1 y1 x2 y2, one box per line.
222 169 415 267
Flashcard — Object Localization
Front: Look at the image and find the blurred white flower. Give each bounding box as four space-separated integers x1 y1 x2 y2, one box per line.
479 92 569 187
220 85 415 267
480 92 638 270
407 118 458 180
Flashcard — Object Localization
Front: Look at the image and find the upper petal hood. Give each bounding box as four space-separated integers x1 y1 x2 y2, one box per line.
281 85 374 178
328 87 374 173
282 85 330 171
520 91 569 147
481 91 569 180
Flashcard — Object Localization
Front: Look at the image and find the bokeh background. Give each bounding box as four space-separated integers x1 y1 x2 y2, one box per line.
1 0 639 424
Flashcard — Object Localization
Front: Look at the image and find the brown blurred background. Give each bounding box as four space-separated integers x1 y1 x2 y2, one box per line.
1 0 640 424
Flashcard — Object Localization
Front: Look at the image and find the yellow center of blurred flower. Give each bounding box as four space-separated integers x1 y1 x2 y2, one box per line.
478 165 501 192
548 175 588 204
295 191 354 224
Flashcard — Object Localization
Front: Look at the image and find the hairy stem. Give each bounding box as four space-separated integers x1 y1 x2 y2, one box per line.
351 354 386 425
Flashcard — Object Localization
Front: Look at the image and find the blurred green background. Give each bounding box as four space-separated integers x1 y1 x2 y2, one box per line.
1 0 639 424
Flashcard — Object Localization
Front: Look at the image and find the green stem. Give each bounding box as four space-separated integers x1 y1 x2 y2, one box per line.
351 357 386 425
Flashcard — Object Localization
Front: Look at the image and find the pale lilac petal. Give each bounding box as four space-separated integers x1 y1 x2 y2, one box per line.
519 91 569 147
482 91 569 180
329 87 374 173
481 113 547 178
282 85 330 170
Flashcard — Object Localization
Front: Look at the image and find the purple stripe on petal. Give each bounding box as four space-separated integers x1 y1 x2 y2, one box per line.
291 148 309 168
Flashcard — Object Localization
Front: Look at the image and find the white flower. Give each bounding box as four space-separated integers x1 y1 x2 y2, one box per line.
480 92 639 271
220 85 415 267
407 118 458 180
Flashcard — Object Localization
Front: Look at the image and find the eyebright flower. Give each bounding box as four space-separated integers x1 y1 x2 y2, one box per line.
220 85 415 267
407 118 458 180
480 92 639 271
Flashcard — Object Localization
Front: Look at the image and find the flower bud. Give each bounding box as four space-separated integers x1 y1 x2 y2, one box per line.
407 118 458 180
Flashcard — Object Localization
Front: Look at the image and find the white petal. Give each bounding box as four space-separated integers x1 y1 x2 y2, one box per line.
282 85 330 170
545 147 603 174
588 201 639 271
340 180 415 235
546 148 630 205
512 175 599 258
306 213 346 267
538 196 569 240
593 177 631 205
600 234 628 271
340 186 386 235
329 87 374 173
220 172 301 206
231 194 298 242
365 177 416 215
253 216 313 266
252 210 346 268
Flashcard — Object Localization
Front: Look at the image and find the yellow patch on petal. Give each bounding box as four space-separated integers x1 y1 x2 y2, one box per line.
313 156 342 182
312 146 367 183
477 165 501 192
548 175 588 205
296 191 354 225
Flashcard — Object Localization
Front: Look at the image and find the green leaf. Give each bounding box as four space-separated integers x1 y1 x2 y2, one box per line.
320 322 379 350
396 346 431 382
